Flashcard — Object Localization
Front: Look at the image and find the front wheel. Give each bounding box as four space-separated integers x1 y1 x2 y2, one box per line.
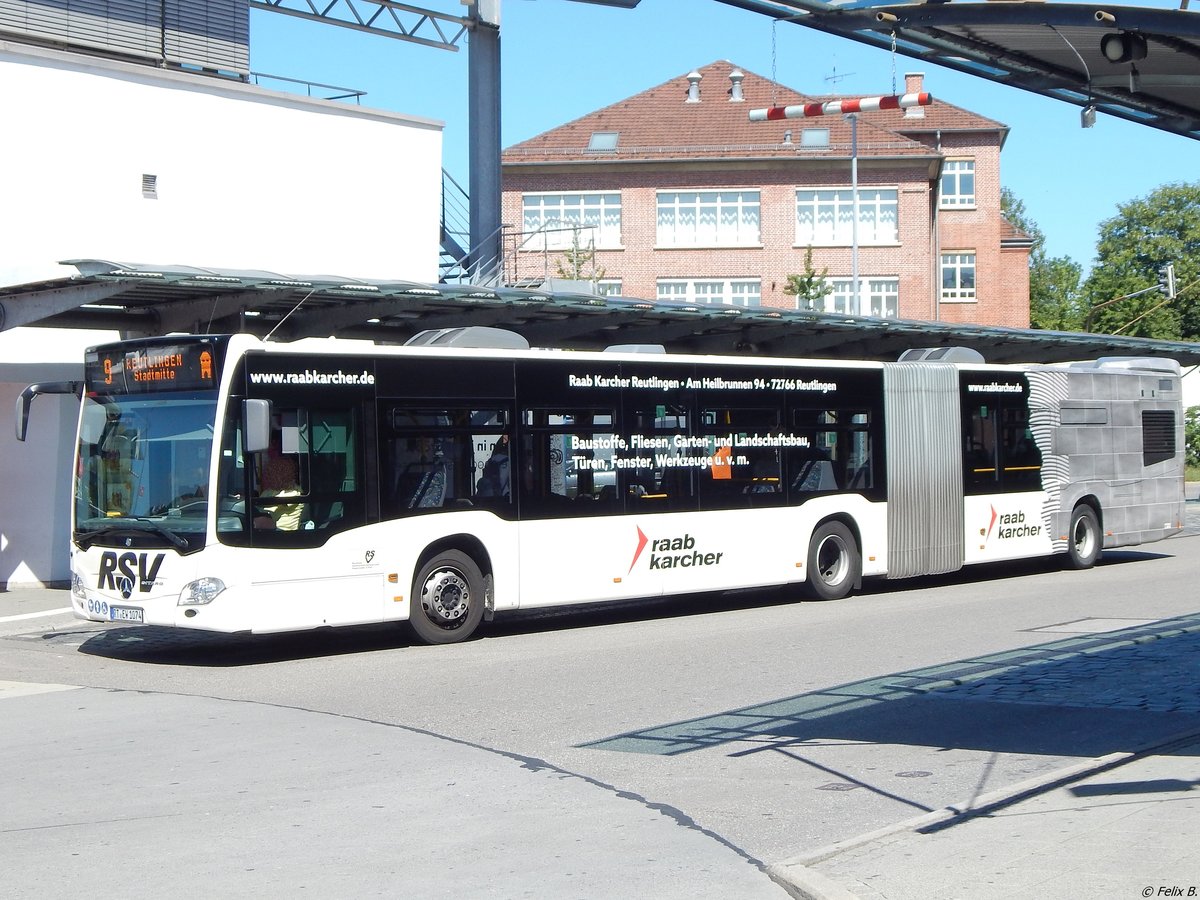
804 521 860 601
1064 504 1101 569
410 550 486 644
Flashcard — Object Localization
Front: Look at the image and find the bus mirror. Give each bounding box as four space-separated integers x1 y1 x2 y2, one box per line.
15 381 83 442
15 389 32 442
243 399 272 453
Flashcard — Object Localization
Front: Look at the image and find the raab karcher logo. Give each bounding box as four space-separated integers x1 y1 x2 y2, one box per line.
983 505 1042 542
628 527 725 572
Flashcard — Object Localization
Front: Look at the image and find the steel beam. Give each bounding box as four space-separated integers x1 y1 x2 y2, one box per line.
250 0 469 52
0 282 128 332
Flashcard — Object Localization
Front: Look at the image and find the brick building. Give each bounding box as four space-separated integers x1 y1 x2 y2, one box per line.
501 60 1031 327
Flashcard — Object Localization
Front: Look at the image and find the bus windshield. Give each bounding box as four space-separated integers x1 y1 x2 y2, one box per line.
75 391 219 552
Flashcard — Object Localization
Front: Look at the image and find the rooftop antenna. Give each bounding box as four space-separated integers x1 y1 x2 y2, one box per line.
263 289 315 342
824 63 855 91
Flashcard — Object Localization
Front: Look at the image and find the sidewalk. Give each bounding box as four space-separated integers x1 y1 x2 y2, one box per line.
777 731 1200 900
772 616 1200 900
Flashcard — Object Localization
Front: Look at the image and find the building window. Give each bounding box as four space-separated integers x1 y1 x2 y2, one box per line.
941 253 976 302
594 279 623 297
522 192 621 251
657 278 761 307
801 128 829 148
795 188 898 245
656 191 760 247
797 278 898 317
940 159 975 208
588 132 619 151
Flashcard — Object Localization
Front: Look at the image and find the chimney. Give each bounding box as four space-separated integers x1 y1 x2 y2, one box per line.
729 68 744 102
686 70 702 103
904 72 925 117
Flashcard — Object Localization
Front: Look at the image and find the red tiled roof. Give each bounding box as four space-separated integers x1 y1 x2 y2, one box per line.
503 60 1006 165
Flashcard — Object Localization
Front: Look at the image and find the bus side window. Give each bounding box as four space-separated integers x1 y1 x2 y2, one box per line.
788 409 876 501
625 402 697 513
964 403 998 491
248 406 363 540
382 407 510 518
999 403 1042 491
964 399 1041 494
700 406 784 510
519 409 616 518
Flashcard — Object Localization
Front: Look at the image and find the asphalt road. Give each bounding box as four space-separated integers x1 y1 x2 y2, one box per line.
3 533 1200 897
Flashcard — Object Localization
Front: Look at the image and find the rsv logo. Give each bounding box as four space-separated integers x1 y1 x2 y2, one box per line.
98 552 166 600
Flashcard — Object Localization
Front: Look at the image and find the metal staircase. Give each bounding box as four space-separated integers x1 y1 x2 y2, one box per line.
438 171 601 291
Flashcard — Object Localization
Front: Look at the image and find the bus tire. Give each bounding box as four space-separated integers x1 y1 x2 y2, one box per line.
804 521 860 601
410 550 486 644
1065 504 1101 570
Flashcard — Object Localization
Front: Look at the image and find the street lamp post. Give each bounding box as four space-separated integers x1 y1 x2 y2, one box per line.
749 92 931 317
848 112 860 316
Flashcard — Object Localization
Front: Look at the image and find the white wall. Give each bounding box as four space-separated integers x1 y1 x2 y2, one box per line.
0 41 443 286
0 329 118 587
0 42 445 586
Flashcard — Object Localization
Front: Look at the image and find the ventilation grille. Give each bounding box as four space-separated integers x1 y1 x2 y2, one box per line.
1142 410 1176 466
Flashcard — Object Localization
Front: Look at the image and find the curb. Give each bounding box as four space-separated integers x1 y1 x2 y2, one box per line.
767 725 1200 900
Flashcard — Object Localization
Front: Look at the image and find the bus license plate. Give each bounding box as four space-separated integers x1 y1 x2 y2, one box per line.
109 605 144 624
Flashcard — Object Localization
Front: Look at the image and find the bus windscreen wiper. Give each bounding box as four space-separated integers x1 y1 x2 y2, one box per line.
76 518 190 552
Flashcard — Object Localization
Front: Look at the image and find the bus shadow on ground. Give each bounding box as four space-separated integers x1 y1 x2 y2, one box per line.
70 621 412 666
581 614 1200 762
69 547 1178 667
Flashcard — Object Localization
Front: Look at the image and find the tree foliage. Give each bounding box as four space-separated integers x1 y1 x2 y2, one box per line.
1187 406 1200 471
783 246 833 309
1081 182 1200 340
1000 188 1084 331
555 229 605 283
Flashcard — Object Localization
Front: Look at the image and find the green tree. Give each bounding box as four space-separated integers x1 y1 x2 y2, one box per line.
1081 182 1200 339
783 247 833 310
1001 188 1084 331
1187 406 1200 471
554 229 605 284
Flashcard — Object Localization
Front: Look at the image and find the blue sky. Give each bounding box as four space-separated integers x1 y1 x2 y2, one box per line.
249 0 1195 271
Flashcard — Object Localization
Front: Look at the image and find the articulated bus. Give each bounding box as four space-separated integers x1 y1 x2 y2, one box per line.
16 328 1185 643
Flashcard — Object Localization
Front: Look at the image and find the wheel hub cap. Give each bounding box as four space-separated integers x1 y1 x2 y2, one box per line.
425 571 469 623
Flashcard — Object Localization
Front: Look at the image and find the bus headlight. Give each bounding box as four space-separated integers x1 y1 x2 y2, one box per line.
179 577 226 606
71 571 87 600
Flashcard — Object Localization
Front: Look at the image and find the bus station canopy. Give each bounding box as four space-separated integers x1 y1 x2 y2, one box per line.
718 0 1200 141
3 260 1199 366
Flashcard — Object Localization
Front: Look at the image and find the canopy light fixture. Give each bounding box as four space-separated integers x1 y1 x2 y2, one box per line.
1100 31 1148 63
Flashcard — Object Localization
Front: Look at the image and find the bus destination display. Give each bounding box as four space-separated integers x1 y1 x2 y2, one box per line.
86 343 218 393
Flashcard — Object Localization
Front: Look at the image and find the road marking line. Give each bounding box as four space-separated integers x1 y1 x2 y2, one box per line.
0 681 82 699
0 607 73 623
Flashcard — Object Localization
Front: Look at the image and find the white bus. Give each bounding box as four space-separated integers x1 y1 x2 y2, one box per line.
16 329 1185 643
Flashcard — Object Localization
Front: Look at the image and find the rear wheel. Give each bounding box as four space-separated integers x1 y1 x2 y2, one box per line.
1064 504 1101 569
804 521 860 600
410 550 486 644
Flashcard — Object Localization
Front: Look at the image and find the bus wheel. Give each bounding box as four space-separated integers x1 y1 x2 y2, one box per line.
1065 505 1101 570
805 521 860 601
411 550 486 644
